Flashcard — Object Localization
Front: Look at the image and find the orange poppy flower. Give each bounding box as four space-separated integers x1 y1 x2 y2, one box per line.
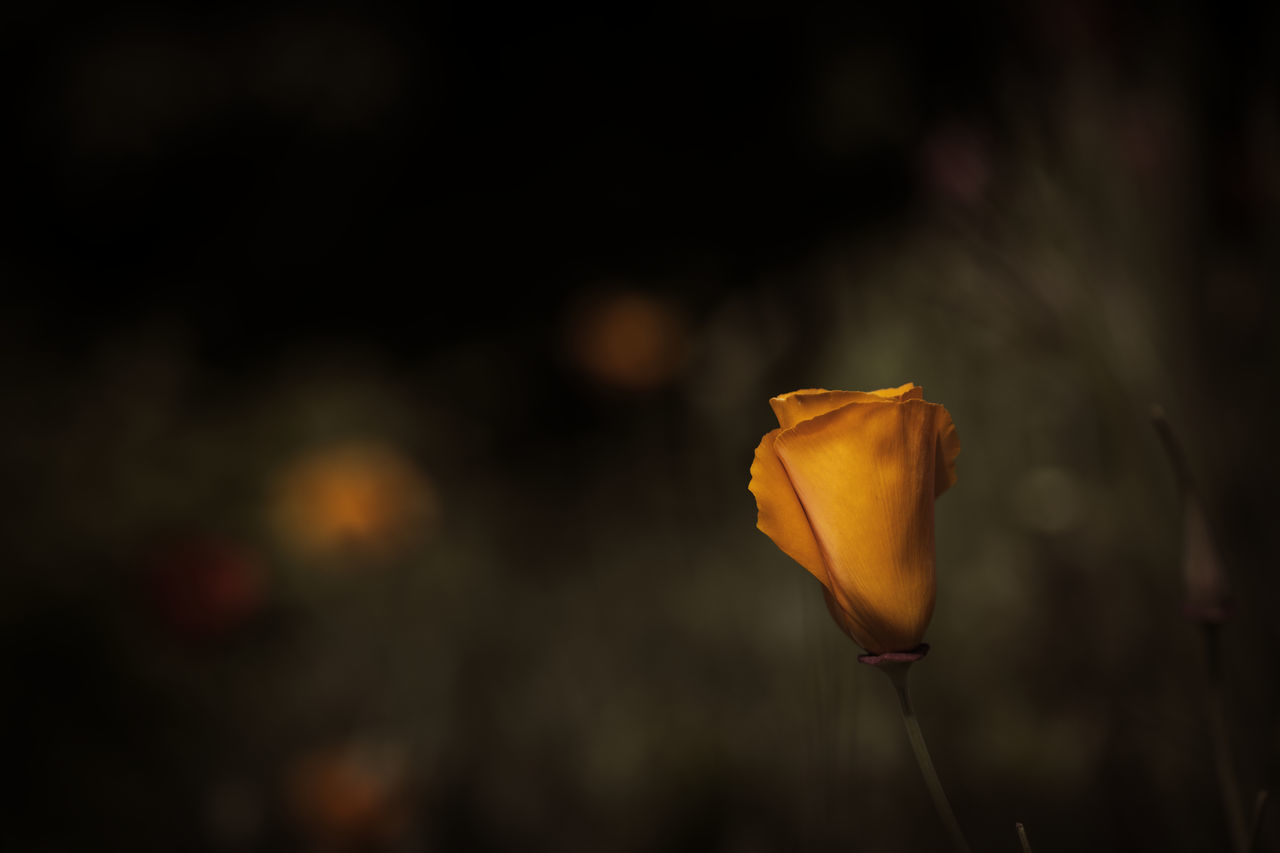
749 384 960 654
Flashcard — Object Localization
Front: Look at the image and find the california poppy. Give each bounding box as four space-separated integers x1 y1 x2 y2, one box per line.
749 384 960 654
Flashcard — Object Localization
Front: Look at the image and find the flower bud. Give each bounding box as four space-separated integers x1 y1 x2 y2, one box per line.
1152 406 1233 623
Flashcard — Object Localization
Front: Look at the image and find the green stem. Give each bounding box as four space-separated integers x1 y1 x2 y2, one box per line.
1203 624 1249 853
883 663 972 853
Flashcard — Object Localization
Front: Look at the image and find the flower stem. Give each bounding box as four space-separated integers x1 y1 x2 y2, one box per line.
1203 624 1249 853
882 662 972 853
1248 790 1270 853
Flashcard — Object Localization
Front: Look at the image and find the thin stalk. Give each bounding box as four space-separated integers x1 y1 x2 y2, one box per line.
1015 822 1033 853
882 663 972 853
1203 624 1249 853
1248 790 1269 853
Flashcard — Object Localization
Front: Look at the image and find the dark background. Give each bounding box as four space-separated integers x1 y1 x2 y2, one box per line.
3 1 1279 851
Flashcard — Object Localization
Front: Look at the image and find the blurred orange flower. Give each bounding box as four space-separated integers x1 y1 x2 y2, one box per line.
286 741 411 847
749 384 960 654
565 288 688 391
269 441 437 562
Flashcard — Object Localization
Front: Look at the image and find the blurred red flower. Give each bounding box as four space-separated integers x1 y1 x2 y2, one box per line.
144 537 265 639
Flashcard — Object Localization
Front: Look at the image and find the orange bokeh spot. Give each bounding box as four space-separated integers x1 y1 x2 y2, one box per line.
566 289 688 391
269 442 437 562
286 743 410 846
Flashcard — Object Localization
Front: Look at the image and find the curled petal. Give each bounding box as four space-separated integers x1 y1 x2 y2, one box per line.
934 405 961 497
748 429 827 584
874 382 924 401
769 383 921 430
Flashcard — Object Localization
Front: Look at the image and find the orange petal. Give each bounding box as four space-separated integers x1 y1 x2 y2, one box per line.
934 404 961 497
774 399 943 653
748 429 828 585
770 386 911 430
871 382 923 400
822 586 863 645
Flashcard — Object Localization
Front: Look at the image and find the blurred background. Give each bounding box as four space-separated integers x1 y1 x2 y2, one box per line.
3 1 1278 850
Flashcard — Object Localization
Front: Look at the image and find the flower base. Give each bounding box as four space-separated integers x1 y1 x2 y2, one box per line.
857 643 930 667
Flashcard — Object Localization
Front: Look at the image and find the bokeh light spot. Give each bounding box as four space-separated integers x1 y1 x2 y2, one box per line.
565 288 689 392
269 441 438 563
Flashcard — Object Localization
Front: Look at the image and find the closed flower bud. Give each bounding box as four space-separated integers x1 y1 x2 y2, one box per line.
749 384 960 654
1152 407 1233 623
